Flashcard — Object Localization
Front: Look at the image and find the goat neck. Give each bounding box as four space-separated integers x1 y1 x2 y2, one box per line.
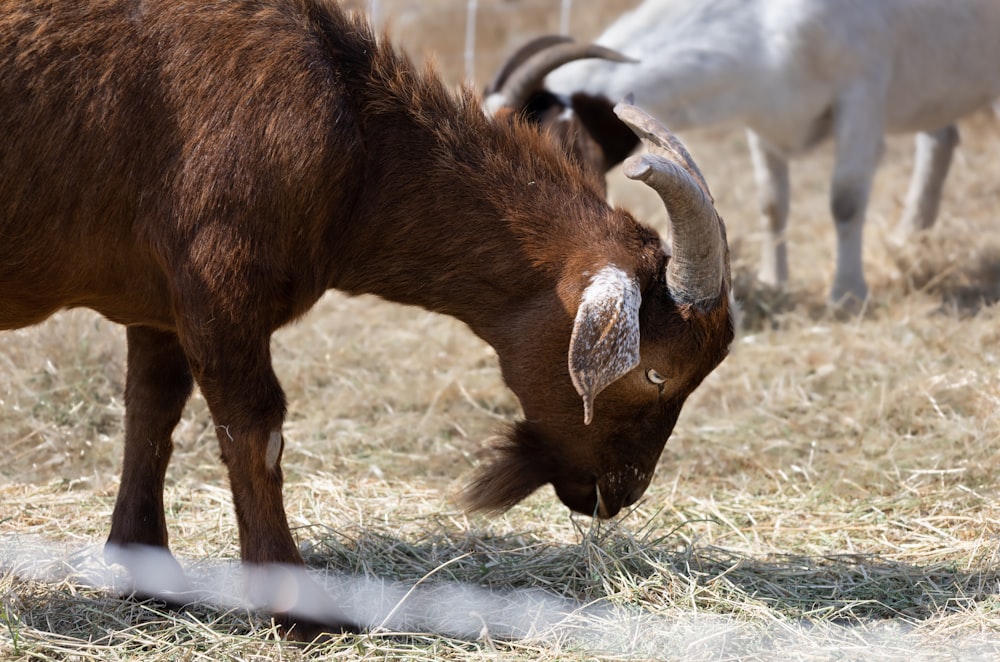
331 87 656 343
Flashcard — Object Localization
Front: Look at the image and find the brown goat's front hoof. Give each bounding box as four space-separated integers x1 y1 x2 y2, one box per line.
128 588 199 613
104 542 198 606
244 563 364 642
276 613 363 644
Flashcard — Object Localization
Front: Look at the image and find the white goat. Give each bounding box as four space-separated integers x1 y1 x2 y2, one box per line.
544 0 1000 304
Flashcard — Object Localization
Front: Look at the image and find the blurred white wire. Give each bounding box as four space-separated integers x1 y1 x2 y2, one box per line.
5 534 1000 658
465 0 479 82
364 0 598 80
560 0 572 34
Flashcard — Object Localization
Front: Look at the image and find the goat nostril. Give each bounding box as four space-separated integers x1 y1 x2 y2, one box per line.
622 486 644 508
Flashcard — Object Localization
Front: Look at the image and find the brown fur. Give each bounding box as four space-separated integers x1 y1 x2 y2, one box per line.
1 0 732 636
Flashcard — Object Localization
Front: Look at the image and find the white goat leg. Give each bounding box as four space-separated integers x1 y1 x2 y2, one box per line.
829 80 888 306
748 130 790 287
898 125 960 237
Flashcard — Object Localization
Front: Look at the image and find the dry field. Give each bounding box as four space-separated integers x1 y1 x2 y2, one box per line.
3 2 1000 660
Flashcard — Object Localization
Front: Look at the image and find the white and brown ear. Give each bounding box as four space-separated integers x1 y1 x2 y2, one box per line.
568 265 642 425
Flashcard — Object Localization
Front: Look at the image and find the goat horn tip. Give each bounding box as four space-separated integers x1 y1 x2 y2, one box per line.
621 154 654 181
613 101 657 129
594 47 638 64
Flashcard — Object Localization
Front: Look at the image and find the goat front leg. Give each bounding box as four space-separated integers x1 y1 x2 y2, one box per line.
747 130 790 288
105 326 194 601
184 326 357 638
898 125 959 236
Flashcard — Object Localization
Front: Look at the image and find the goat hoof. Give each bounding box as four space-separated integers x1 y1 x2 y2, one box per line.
829 280 868 314
128 590 197 613
104 542 198 604
276 613 363 643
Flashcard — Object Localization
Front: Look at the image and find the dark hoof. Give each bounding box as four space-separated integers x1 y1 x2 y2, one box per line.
129 590 197 612
276 613 363 643
104 542 198 605
245 563 365 642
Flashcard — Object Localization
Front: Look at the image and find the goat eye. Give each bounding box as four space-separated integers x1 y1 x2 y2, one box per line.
645 368 667 385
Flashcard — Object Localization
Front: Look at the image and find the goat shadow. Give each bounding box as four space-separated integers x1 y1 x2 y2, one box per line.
302 523 1000 623
7 524 1000 649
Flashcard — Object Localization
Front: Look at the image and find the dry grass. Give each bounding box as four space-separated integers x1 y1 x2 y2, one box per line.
4 1 1000 660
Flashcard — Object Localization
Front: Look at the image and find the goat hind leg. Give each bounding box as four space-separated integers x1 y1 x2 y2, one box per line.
106 326 194 601
898 125 959 237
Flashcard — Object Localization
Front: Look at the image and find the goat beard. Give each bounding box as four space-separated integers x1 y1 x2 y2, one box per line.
461 422 551 514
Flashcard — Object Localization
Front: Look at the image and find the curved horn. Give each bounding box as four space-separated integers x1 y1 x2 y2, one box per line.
486 35 575 95
489 38 636 111
613 101 728 308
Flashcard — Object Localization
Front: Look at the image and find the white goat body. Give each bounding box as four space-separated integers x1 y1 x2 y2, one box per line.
546 0 1000 303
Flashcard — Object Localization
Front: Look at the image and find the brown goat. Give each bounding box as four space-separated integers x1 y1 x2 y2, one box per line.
0 0 733 637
